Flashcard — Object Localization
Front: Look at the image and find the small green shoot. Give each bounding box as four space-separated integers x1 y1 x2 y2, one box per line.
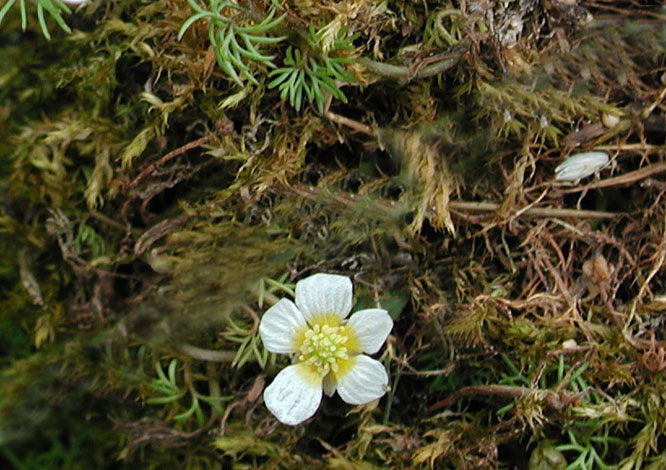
0 0 72 39
147 359 231 426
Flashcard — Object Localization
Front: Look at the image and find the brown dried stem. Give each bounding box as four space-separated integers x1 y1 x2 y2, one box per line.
427 384 580 414
123 120 234 193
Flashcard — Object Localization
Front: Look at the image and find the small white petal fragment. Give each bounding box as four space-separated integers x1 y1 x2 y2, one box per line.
336 355 389 405
62 0 87 5
562 339 578 349
259 299 307 354
263 364 323 425
295 273 353 322
554 151 609 182
322 373 337 397
601 113 620 128
346 309 393 354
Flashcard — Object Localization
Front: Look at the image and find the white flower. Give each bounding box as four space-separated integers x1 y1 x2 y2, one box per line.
259 273 393 425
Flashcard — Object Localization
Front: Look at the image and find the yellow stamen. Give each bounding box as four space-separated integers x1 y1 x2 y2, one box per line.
298 323 351 377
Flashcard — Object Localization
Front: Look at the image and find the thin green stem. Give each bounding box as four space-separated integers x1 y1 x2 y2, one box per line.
359 41 467 79
177 343 240 362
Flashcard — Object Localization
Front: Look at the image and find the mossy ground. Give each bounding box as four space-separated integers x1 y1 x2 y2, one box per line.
1 1 666 469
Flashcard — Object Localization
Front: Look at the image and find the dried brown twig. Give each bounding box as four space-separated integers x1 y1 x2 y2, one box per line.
290 184 619 219
449 201 618 219
427 384 581 414
123 120 234 194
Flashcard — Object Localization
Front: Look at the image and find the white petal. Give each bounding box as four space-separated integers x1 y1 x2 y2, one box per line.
346 308 393 354
323 373 337 397
336 355 389 405
263 363 323 425
259 299 307 354
295 273 352 322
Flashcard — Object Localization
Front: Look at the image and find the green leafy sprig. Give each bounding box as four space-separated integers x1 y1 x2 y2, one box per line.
423 8 462 48
267 24 357 112
178 0 286 87
0 0 72 39
556 425 623 470
147 359 231 426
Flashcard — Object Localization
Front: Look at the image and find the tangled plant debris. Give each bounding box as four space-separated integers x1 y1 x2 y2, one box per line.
1 0 666 469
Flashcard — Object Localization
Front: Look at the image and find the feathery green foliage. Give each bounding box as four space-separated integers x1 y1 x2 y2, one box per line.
267 24 357 112
178 0 285 86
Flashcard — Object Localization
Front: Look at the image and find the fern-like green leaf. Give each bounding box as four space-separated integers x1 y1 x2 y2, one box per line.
180 0 285 86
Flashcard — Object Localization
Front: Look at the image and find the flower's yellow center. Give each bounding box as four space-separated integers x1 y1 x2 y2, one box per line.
298 324 350 376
